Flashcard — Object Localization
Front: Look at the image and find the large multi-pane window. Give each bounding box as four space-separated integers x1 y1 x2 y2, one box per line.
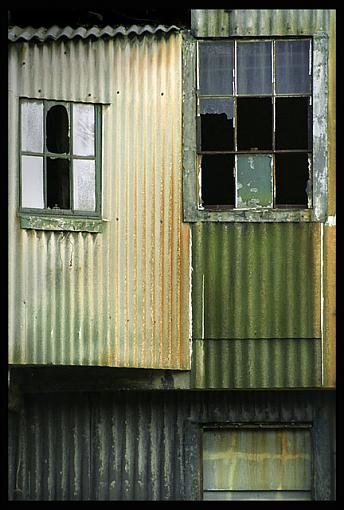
197 39 312 210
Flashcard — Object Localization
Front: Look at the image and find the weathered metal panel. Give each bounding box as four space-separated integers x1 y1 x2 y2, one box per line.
191 9 331 37
191 222 321 388
8 389 336 500
8 33 190 368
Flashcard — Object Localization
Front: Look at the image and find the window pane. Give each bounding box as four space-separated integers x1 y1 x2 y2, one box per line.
276 40 311 94
198 42 233 95
21 100 43 153
46 105 69 153
276 97 311 150
73 104 95 156
21 155 44 208
275 153 310 207
73 159 96 211
237 41 272 95
200 99 234 151
203 429 311 491
237 98 272 150
201 154 235 207
236 154 273 208
47 158 70 209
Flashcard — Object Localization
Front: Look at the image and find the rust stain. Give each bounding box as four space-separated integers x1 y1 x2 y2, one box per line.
323 225 336 387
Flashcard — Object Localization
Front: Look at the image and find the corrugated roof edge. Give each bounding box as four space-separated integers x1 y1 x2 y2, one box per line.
8 24 181 42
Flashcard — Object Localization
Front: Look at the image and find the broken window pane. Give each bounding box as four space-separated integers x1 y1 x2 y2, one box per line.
276 97 311 150
21 155 44 208
47 157 70 209
73 104 95 157
198 42 233 95
21 100 44 153
237 98 272 150
73 159 96 211
236 154 273 208
46 105 69 154
275 153 309 207
201 154 235 207
237 41 272 95
200 98 234 151
276 40 311 94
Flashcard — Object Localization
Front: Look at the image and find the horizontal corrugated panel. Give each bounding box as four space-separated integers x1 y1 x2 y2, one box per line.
8 33 190 369
192 339 322 388
8 24 180 42
8 390 336 500
191 9 331 37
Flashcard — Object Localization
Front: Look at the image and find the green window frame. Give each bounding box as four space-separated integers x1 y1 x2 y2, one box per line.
19 98 102 232
182 32 328 223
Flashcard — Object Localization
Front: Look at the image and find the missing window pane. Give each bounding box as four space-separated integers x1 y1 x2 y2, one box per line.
47 158 70 209
200 99 234 151
237 98 272 151
201 154 235 207
276 97 311 150
46 105 69 154
275 153 309 207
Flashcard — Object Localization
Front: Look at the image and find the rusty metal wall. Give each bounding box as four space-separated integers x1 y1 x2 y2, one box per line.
8 389 336 500
8 32 190 369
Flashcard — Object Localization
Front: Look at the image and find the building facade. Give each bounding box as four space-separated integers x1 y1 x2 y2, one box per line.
8 9 336 500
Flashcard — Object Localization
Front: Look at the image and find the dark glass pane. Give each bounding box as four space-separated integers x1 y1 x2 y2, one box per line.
199 42 233 95
201 154 235 207
237 41 272 95
276 97 311 150
275 153 309 207
237 98 273 150
200 98 234 151
46 105 69 153
47 158 70 209
276 40 311 94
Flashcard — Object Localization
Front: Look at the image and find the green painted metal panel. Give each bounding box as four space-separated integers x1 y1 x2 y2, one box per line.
236 155 273 208
192 338 322 388
192 222 321 340
191 222 321 388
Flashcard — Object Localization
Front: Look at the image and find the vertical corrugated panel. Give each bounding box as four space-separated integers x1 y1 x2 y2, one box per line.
8 390 335 500
8 33 190 369
191 9 331 37
191 223 321 388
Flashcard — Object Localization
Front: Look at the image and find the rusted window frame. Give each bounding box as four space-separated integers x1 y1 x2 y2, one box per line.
182 31 328 222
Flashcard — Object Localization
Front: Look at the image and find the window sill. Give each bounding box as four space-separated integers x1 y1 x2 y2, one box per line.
183 207 315 223
18 213 105 233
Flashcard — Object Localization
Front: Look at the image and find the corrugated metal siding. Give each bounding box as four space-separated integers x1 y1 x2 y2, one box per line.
191 223 321 388
8 24 180 42
8 33 190 368
8 390 336 500
191 9 331 37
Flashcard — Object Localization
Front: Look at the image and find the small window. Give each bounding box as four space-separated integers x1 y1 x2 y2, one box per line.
196 39 312 211
203 426 312 500
20 99 101 216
